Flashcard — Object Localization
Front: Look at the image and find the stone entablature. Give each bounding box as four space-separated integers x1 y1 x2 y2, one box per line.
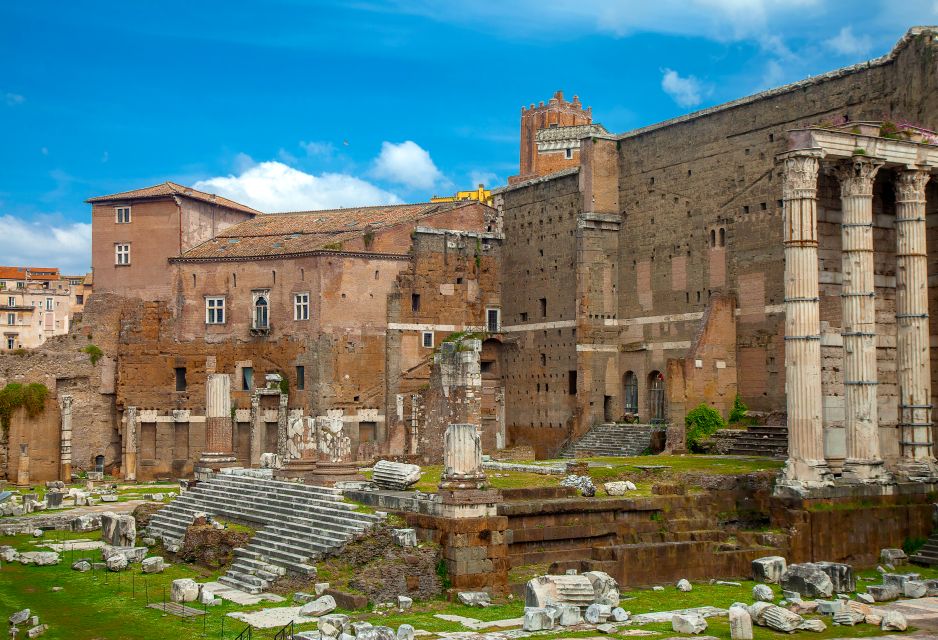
536 123 611 153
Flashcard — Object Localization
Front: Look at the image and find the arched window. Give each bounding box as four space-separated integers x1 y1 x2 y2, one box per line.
623 371 638 415
648 370 666 423
710 229 716 247
719 228 726 247
254 296 269 329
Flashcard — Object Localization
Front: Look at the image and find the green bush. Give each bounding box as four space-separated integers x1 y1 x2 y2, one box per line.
729 394 749 424
685 403 727 452
0 382 49 432
903 536 927 556
81 343 103 365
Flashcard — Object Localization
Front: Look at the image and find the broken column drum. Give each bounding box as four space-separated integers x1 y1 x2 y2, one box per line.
196 374 238 476
779 153 833 488
833 157 888 481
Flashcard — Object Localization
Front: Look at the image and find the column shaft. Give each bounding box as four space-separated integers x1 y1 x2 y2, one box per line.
895 169 936 478
834 158 886 480
781 153 832 486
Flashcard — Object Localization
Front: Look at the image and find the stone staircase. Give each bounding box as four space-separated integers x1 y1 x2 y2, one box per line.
722 425 789 457
911 532 938 567
559 423 664 458
146 473 384 594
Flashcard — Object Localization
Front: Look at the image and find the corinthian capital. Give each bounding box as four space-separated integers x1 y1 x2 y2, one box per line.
895 168 931 203
782 155 820 200
832 157 883 197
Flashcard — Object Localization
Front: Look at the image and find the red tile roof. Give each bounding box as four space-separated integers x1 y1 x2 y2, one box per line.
179 201 475 260
0 266 60 281
86 181 261 215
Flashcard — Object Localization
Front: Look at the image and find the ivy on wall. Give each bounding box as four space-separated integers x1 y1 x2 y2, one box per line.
0 382 50 433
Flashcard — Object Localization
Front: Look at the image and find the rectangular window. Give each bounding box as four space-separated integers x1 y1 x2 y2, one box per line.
422 331 434 348
205 297 225 324
6 313 14 325
76 295 83 304
174 367 187 392
115 243 130 265
565 148 573 159
411 293 421 313
45 298 53 311
568 370 577 395
294 292 310 320
520 311 528 322
5 337 13 350
242 366 253 390
6 297 14 306
296 365 305 390
115 206 131 224
539 298 547 318
486 308 500 332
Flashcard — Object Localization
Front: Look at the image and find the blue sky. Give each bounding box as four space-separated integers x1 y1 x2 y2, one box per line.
2 0 937 273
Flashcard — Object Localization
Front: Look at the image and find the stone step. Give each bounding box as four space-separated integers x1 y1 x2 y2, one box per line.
211 475 348 504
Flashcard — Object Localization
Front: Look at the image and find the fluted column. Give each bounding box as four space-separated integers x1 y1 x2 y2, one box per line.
780 152 833 488
895 168 937 479
59 394 73 481
196 374 237 478
834 157 888 481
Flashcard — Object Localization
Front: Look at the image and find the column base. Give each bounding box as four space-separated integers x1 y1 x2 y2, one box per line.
894 459 938 483
775 457 834 495
273 458 318 482
305 461 364 487
194 452 239 481
840 459 891 484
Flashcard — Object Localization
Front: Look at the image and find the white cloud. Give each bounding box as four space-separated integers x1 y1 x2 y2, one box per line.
300 141 336 157
661 68 704 108
0 215 91 274
193 160 402 212
372 140 445 190
826 26 872 56
4 93 24 106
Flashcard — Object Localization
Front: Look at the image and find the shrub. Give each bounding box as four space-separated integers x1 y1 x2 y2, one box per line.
81 343 103 365
729 394 749 424
685 403 727 452
903 536 927 556
0 382 49 432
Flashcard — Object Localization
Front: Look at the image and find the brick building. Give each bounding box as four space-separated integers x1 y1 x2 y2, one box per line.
0 266 89 351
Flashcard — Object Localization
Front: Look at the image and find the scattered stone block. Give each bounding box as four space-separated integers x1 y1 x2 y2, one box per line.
300 595 337 617
19 552 60 566
372 460 422 490
611 607 629 622
797 619 826 632
728 606 752 640
10 609 30 625
779 563 833 598
319 614 350 639
31 529 43 538
603 481 636 496
880 548 907 566
596 623 617 633
397 624 415 640
171 578 199 603
523 608 554 632
676 578 692 592
100 512 136 547
832 610 864 626
815 600 844 616
69 514 100 532
141 557 164 573
866 584 900 602
359 625 396 640
585 571 620 606
391 529 417 547
672 613 707 635
865 613 883 626
457 591 491 607
106 554 127 572
585 603 611 624
71 560 91 572
652 585 664 591
882 572 919 589
814 561 855 593
294 592 316 604
27 624 47 638
397 595 412 611
788 600 818 615
751 556 786 584
752 584 773 602
315 582 330 596
856 593 874 604
101 494 118 502
904 580 927 598
525 574 594 608
1 548 20 563
747 602 773 626
352 621 373 635
880 610 907 631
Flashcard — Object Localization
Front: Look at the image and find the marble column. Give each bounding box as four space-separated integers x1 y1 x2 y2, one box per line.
779 153 833 488
894 168 938 478
195 374 238 479
59 394 73 481
834 157 888 481
122 406 138 482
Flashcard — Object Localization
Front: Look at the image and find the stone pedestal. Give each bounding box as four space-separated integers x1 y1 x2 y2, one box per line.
894 169 938 480
833 158 888 482
275 414 319 482
306 415 363 486
778 153 833 490
195 374 237 480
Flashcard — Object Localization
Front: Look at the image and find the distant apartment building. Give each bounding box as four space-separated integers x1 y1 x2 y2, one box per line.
0 267 91 350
